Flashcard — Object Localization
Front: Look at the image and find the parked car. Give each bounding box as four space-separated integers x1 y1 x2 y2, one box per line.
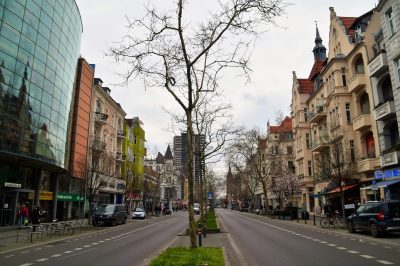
93 204 127 226
132 207 146 219
347 201 400 237
193 203 200 214
239 201 250 212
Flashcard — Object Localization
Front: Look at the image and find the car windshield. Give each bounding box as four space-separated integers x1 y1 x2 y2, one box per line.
134 208 144 212
97 205 115 212
194 203 200 208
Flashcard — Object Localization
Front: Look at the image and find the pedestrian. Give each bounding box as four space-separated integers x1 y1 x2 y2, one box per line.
31 206 40 231
16 204 22 226
20 204 29 226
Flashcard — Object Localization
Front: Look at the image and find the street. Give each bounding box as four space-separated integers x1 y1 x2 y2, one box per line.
0 213 187 266
217 209 400 266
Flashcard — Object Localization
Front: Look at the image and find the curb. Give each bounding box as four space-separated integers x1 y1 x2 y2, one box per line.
221 246 231 266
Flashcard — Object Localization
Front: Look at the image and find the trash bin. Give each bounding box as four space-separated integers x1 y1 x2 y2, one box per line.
301 211 309 220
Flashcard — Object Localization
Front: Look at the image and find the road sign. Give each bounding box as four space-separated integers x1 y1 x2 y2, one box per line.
207 192 213 200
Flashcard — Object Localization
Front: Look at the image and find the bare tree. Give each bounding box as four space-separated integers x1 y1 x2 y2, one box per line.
109 0 287 248
83 141 115 224
314 137 357 219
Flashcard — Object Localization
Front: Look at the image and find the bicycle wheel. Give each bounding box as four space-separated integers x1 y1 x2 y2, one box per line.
320 217 330 228
334 216 344 228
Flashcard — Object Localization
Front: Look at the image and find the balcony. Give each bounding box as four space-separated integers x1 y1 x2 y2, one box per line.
92 139 106 150
115 152 125 162
347 74 366 93
381 151 400 167
368 52 388 77
357 157 379 172
375 100 395 121
352 113 371 131
117 129 126 139
300 175 314 187
307 106 326 124
95 112 108 125
311 135 330 152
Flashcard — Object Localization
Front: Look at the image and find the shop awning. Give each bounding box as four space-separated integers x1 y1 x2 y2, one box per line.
375 179 400 188
324 184 358 194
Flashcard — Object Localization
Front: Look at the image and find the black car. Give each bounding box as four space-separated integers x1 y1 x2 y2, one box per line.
93 204 127 226
347 201 400 237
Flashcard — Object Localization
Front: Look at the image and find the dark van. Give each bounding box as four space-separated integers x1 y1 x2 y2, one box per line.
347 201 400 237
93 204 127 226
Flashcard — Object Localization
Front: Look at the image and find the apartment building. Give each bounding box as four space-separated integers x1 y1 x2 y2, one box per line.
89 78 126 205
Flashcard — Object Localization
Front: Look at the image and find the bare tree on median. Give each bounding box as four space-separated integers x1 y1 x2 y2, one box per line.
109 0 288 248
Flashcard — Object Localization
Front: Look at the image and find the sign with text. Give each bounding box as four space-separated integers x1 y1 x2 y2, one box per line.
57 192 84 202
4 182 21 188
207 192 213 200
39 191 53 201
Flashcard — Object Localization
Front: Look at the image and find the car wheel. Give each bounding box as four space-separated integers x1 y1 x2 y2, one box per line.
122 217 126 224
370 223 379 238
111 219 117 226
347 221 355 233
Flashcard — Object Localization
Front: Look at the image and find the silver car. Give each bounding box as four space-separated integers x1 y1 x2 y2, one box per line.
132 207 146 219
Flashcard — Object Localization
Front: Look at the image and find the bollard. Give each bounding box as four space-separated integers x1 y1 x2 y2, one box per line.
198 229 202 247
304 213 307 224
297 213 299 223
313 214 316 226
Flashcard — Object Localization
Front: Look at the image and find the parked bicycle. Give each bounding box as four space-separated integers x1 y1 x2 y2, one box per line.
320 210 344 228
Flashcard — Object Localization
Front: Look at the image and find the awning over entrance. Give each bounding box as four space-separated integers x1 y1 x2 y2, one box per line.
324 184 358 194
374 179 400 188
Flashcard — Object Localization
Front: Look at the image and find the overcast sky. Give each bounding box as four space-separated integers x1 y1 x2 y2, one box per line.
75 0 377 157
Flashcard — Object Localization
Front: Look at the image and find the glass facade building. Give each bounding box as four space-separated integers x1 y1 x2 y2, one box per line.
0 0 82 226
0 0 82 168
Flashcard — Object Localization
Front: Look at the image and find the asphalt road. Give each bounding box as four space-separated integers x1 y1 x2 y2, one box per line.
217 209 400 266
0 212 188 266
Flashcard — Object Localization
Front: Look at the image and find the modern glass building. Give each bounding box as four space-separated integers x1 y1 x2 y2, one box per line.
0 0 82 226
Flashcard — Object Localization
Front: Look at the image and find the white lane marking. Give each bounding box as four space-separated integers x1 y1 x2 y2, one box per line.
37 258 49 261
370 243 377 246
91 242 99 245
46 245 53 247
83 245 91 248
19 264 33 266
64 251 73 254
21 251 30 254
59 248 95 260
105 238 111 241
337 247 346 250
328 244 336 247
350 238 356 241
5 254 15 258
320 241 327 244
377 260 394 265
348 250 359 254
383 246 391 249
74 248 83 251
99 240 105 243
51 254 62 257
360 255 374 259
312 239 319 241
34 247 42 250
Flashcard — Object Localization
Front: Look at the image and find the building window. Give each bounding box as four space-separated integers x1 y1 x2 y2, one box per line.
304 107 308 122
350 140 355 162
345 103 351 123
133 153 136 163
134 136 137 144
287 146 293 155
386 8 395 36
308 160 312 176
341 68 346 86
395 58 400 85
288 161 295 173
306 133 310 149
271 146 278 155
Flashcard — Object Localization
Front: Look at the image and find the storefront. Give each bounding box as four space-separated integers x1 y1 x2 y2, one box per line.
321 184 360 217
56 192 85 220
361 169 400 202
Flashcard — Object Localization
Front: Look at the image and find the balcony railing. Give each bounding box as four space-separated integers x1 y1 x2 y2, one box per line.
92 139 106 150
368 52 388 77
311 135 330 152
357 157 379 172
347 74 366 93
307 106 326 124
95 112 108 124
117 129 126 138
352 113 371 131
375 100 395 121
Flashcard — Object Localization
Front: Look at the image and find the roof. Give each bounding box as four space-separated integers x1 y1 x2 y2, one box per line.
155 152 164 164
269 116 292 133
338 16 357 39
164 145 173 160
308 59 325 80
297 79 314 93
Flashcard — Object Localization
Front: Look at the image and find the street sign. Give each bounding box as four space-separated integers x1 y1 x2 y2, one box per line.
207 192 213 200
4 182 21 188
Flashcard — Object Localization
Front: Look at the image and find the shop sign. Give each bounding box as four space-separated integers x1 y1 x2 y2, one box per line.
344 204 355 209
127 193 143 200
4 182 21 188
375 169 400 179
57 192 84 202
40 191 53 201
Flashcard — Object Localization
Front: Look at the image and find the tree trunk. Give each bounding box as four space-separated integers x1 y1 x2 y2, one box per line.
187 110 197 248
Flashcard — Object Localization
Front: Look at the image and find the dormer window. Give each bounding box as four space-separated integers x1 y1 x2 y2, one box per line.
354 25 362 44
